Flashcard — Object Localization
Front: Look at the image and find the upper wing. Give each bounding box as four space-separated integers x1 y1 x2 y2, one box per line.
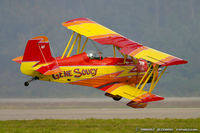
63 18 188 66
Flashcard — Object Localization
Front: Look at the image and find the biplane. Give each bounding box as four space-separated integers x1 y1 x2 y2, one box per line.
13 18 188 108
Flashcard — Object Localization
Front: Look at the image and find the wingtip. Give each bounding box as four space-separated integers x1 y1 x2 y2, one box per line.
127 93 164 108
162 59 188 66
132 93 164 103
62 18 93 27
140 93 165 103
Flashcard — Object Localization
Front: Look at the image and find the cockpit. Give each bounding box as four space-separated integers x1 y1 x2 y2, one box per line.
87 51 103 60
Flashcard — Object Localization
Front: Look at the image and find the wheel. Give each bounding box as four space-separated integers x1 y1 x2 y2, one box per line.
24 81 29 86
112 96 122 101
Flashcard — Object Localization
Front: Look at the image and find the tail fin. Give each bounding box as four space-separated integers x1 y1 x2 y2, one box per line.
22 36 54 63
19 36 56 76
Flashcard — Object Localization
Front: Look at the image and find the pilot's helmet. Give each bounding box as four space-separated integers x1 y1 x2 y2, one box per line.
87 50 98 59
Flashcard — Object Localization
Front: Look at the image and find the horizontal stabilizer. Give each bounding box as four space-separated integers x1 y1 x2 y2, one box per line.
12 56 23 64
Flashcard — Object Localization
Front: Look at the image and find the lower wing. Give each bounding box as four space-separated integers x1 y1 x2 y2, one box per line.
98 83 164 108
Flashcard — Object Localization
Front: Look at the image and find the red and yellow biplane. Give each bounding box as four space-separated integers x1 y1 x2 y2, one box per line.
13 18 188 108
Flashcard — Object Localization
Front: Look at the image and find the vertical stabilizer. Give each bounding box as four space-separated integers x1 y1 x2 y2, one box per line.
20 36 54 76
22 36 54 63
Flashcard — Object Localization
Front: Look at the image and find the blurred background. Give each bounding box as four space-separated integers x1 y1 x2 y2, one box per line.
0 0 199 98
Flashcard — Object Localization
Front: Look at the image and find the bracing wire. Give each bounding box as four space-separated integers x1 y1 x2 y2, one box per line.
49 43 59 66
90 40 102 54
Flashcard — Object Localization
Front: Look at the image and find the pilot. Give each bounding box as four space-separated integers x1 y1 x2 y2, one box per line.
87 51 103 60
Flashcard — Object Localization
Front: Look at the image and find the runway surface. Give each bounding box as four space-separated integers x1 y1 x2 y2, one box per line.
0 98 199 120
0 108 199 120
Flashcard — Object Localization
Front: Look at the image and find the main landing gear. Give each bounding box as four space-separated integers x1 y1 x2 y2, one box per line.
24 77 39 86
105 92 122 101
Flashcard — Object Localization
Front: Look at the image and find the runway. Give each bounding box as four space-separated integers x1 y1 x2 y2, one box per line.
0 98 199 120
0 108 199 120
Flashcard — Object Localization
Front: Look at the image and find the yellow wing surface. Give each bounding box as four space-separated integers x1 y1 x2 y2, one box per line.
103 83 147 100
98 83 164 108
63 18 187 66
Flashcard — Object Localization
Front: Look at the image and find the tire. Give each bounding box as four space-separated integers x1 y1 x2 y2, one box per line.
24 82 29 86
113 96 122 101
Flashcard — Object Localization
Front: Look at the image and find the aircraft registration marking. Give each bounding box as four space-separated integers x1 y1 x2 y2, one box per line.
52 68 98 79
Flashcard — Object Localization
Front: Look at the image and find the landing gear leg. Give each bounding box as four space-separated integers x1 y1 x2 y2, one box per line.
24 77 39 87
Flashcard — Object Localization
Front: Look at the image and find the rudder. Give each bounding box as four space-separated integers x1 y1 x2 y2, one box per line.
22 36 54 63
20 36 55 76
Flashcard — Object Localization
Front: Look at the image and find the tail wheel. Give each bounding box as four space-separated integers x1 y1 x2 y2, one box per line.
24 77 39 87
24 81 29 86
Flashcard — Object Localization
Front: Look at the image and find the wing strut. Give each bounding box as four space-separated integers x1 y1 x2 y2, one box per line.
136 64 168 93
61 31 75 59
77 35 82 54
67 33 79 57
149 66 167 93
80 38 88 53
136 64 153 90
61 31 88 58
